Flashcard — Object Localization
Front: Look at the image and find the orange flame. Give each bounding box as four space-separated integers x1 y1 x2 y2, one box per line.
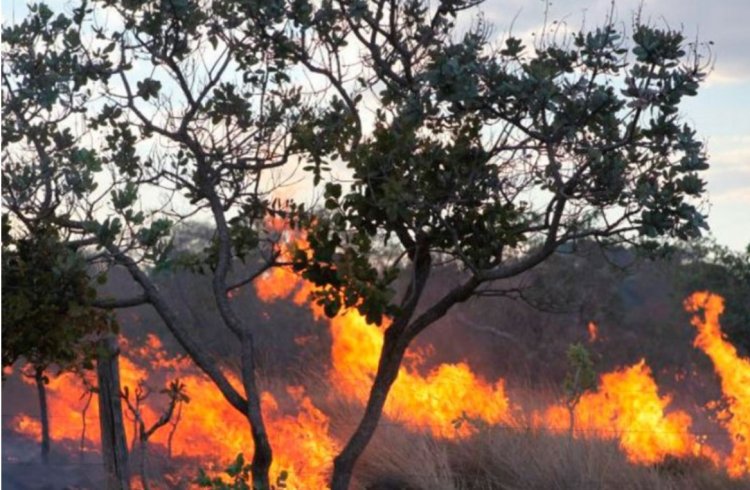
685 291 750 477
10 414 42 440
8 227 748 486
324 310 512 437
11 336 338 488
536 359 712 464
255 241 514 437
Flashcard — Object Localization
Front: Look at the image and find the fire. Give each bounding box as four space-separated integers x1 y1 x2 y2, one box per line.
11 336 338 488
255 265 301 303
685 291 750 477
10 414 42 440
14 367 103 450
256 256 514 437
325 310 512 437
252 241 739 470
7 229 749 487
536 359 710 464
588 321 599 342
265 387 340 488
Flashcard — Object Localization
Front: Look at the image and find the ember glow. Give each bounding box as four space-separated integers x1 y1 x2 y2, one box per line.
587 321 599 343
7 278 750 483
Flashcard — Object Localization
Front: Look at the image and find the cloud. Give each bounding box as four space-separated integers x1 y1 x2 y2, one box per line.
478 0 750 79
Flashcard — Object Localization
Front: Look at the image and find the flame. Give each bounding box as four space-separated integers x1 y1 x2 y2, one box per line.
685 291 750 477
255 243 513 437
11 337 338 488
7 226 749 488
10 414 42 440
535 359 712 464
588 321 599 343
325 310 512 437
265 387 340 488
14 367 103 450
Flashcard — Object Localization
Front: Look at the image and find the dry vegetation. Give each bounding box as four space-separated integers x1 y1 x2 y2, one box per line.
352 424 746 490
286 380 747 490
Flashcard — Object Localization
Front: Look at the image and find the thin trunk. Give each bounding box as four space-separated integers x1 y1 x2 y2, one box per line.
130 418 138 453
330 336 408 490
330 253 434 490
240 331 272 490
568 405 576 435
205 188 273 488
34 367 50 465
166 402 182 459
80 390 93 462
97 336 130 490
140 437 151 490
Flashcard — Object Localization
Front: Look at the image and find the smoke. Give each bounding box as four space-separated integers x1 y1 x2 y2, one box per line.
1 431 107 489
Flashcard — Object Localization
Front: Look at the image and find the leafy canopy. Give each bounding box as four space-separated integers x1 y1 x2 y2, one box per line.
288 2 710 326
2 223 113 371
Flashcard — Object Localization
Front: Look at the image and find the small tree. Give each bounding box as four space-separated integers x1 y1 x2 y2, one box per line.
563 343 597 434
2 225 112 464
196 453 289 490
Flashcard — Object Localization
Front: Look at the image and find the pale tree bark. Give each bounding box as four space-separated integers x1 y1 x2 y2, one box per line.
97 336 130 490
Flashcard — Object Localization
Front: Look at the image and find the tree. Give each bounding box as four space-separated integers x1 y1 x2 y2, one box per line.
2 2 304 486
4 2 713 488
97 335 131 489
1 223 112 464
279 2 711 487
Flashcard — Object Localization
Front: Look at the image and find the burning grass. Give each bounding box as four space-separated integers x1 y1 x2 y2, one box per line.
3 288 750 488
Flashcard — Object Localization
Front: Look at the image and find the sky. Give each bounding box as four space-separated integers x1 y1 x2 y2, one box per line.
477 0 750 250
2 0 748 251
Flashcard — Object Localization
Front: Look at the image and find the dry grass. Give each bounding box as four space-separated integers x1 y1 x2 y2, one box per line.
347 423 748 490
264 374 749 490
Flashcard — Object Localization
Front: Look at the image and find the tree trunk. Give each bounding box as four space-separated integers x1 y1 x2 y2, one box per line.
34 367 50 465
330 335 408 490
240 330 272 489
80 390 93 462
568 405 576 436
140 437 151 490
97 336 130 490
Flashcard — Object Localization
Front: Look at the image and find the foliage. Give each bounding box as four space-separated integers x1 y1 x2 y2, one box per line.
280 2 713 484
563 343 597 414
2 1 310 486
195 453 288 490
2 225 113 372
1 1 717 487
289 2 711 327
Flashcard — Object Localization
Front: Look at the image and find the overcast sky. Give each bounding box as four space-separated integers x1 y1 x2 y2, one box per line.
2 0 748 250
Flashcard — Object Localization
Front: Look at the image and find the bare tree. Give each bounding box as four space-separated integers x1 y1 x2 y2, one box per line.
122 379 189 490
